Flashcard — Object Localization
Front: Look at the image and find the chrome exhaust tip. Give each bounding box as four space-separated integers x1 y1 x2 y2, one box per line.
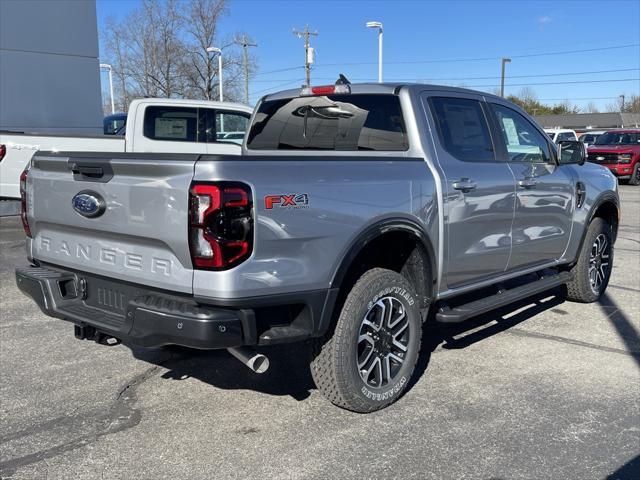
227 347 269 374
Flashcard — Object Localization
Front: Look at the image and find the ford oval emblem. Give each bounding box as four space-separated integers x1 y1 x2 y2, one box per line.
72 191 106 218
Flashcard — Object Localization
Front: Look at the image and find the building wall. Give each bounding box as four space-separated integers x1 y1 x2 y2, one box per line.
0 0 103 134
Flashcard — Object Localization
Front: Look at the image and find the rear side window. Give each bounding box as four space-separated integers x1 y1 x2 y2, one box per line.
143 106 203 142
246 94 408 151
429 97 496 162
215 111 250 145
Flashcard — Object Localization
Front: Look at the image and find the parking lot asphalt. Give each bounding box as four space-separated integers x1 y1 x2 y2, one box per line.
1 185 638 480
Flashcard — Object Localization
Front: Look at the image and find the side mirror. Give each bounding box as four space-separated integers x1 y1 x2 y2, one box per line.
558 140 586 166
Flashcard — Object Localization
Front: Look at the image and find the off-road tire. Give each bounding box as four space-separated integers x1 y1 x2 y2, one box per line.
310 268 422 413
565 218 613 303
628 163 640 186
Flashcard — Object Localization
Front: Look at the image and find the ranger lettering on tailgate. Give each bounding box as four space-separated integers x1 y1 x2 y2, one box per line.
39 236 172 276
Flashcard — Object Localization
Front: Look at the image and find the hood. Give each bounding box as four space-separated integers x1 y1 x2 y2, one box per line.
588 144 639 153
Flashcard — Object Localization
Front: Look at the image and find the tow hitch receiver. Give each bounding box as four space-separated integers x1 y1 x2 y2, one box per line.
74 324 121 346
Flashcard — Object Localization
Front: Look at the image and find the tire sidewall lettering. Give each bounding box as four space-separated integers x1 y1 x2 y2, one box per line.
361 376 407 402
367 286 415 311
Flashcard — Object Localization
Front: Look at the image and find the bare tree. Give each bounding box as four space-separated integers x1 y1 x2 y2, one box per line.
180 0 228 100
100 0 255 107
606 94 640 113
584 102 600 114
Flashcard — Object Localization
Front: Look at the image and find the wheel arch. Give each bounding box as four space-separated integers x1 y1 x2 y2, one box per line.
328 217 437 316
572 191 620 265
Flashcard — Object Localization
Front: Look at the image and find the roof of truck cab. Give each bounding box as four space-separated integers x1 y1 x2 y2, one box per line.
262 83 505 102
128 97 253 112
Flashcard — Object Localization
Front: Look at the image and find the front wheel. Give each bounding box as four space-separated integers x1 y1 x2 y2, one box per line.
565 218 614 303
310 268 422 412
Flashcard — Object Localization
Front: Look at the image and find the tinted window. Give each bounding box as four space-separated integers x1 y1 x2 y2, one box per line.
247 94 408 151
215 111 249 145
429 97 495 162
143 106 202 142
595 132 640 145
103 114 127 135
490 103 552 163
557 132 576 142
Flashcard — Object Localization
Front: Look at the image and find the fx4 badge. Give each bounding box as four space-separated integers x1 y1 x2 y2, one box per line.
264 194 309 210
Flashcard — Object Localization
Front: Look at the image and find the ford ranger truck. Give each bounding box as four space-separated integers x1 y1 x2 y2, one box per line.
16 82 620 413
587 129 640 185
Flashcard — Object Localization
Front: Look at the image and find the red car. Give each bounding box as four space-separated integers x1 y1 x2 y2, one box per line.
587 129 640 185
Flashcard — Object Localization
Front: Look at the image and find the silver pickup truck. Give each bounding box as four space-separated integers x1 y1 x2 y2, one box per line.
16 81 619 412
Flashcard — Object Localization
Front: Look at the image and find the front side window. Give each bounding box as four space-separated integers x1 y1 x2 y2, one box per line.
428 97 496 163
143 106 202 142
247 94 408 151
490 104 552 163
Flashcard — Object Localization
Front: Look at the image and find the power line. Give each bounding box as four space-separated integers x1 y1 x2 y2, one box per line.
254 66 304 77
538 96 620 101
252 43 639 78
313 43 640 67
468 78 640 88
249 67 640 83
250 78 305 96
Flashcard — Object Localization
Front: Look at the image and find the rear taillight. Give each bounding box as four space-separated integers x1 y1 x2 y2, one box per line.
188 182 253 270
0 144 6 162
19 169 31 238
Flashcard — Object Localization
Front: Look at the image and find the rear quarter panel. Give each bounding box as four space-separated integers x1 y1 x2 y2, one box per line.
192 159 438 299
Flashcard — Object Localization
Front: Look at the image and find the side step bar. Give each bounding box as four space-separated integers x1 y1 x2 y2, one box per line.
436 271 571 323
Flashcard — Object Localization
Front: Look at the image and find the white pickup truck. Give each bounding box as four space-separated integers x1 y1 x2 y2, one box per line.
0 98 253 199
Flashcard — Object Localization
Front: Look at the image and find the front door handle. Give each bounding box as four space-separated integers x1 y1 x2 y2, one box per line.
518 178 537 189
452 178 477 192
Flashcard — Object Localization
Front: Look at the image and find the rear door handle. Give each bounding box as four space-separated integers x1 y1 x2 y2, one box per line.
518 178 537 189
452 178 477 192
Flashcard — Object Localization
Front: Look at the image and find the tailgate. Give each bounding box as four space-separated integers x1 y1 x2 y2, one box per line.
27 152 198 293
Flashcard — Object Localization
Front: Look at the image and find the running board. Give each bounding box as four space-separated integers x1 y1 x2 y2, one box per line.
435 271 571 323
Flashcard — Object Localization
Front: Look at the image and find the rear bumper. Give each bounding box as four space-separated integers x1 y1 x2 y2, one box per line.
16 264 336 349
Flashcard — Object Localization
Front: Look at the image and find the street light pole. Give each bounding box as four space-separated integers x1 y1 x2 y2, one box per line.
500 57 511 98
99 63 115 114
366 21 383 83
206 47 223 102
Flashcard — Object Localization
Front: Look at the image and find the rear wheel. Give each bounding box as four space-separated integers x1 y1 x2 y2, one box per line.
310 268 422 412
628 163 640 186
565 218 613 303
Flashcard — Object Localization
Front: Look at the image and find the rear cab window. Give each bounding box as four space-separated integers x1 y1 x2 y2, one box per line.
246 94 408 151
143 106 203 142
143 106 250 144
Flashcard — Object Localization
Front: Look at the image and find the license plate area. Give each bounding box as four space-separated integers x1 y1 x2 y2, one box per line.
84 277 132 317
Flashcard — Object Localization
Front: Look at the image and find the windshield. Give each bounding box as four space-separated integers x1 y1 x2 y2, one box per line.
594 132 640 145
246 94 408 151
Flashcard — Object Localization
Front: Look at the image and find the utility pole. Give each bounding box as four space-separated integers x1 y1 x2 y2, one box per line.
500 57 511 98
620 94 626 112
236 35 257 104
293 25 318 86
